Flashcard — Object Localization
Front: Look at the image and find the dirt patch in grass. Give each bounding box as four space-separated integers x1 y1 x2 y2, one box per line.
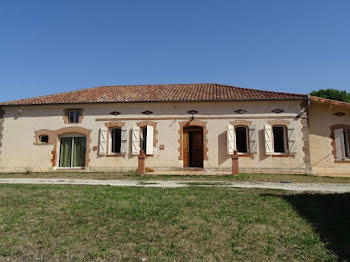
0 184 344 261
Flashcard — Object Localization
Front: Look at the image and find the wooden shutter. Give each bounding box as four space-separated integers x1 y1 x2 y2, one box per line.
120 127 128 155
334 128 345 160
131 126 140 155
264 125 273 155
227 124 235 154
146 125 154 155
287 126 297 155
249 125 257 154
99 128 107 156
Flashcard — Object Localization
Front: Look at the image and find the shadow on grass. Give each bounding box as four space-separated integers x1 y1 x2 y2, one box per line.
264 193 350 261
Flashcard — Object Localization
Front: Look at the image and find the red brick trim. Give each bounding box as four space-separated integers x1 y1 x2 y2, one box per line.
230 120 252 127
45 127 92 168
267 120 291 126
105 122 125 128
34 129 56 145
63 108 84 124
330 124 350 162
178 120 208 161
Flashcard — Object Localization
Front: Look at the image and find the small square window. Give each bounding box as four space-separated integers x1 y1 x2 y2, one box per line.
69 110 80 123
40 135 49 143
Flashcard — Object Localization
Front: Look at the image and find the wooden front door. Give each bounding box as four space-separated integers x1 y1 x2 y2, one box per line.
183 130 189 167
190 131 203 167
183 127 203 168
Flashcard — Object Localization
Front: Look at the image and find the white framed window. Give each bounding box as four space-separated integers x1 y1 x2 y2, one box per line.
235 126 248 154
139 126 154 155
141 126 147 153
227 124 257 155
110 128 121 154
272 126 287 154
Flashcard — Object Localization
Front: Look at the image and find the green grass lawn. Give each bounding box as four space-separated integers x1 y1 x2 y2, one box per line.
1 171 350 183
1 185 349 261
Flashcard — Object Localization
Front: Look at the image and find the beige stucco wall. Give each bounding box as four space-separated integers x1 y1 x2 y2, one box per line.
0 100 309 174
309 102 350 176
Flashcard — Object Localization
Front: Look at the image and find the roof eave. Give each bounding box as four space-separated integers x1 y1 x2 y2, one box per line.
310 96 350 110
0 97 309 107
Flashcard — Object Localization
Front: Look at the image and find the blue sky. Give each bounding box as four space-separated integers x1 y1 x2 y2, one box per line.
1 0 349 102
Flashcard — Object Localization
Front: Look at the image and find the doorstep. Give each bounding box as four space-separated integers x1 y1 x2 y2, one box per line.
145 170 233 176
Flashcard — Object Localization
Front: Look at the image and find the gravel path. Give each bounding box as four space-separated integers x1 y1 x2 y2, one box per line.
1 178 350 193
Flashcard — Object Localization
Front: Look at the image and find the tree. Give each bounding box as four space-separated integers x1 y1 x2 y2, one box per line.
310 89 350 103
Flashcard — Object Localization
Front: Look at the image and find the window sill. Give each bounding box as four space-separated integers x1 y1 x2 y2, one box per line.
335 160 350 163
106 154 122 157
237 153 252 157
272 154 294 157
56 167 85 170
33 143 51 146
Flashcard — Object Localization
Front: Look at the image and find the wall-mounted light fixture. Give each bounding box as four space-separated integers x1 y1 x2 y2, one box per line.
187 110 198 120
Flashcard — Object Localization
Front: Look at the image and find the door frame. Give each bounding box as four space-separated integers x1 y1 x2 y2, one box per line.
58 133 87 169
178 120 209 167
183 126 204 168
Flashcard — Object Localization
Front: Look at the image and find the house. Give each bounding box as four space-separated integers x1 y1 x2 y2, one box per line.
0 83 349 175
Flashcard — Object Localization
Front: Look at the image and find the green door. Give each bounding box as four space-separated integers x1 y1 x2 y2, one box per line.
59 136 86 168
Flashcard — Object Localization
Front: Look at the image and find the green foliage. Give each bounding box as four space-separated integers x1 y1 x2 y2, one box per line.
310 89 350 103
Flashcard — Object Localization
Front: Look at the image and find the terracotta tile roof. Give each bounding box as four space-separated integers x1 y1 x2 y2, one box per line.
0 83 307 106
310 96 350 109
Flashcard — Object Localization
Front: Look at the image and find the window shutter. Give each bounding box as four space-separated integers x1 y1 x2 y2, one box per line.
227 124 235 154
249 125 257 154
131 126 140 155
264 125 273 155
146 125 154 155
287 126 297 155
99 128 107 156
120 127 128 155
334 128 345 160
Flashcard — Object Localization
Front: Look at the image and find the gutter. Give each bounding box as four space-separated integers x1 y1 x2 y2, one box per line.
0 97 309 107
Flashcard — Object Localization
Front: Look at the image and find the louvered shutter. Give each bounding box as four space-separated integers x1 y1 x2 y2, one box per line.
146 125 154 155
287 126 297 155
334 128 345 160
249 125 257 154
264 125 273 155
131 126 140 155
227 124 235 154
99 128 107 156
120 127 128 155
